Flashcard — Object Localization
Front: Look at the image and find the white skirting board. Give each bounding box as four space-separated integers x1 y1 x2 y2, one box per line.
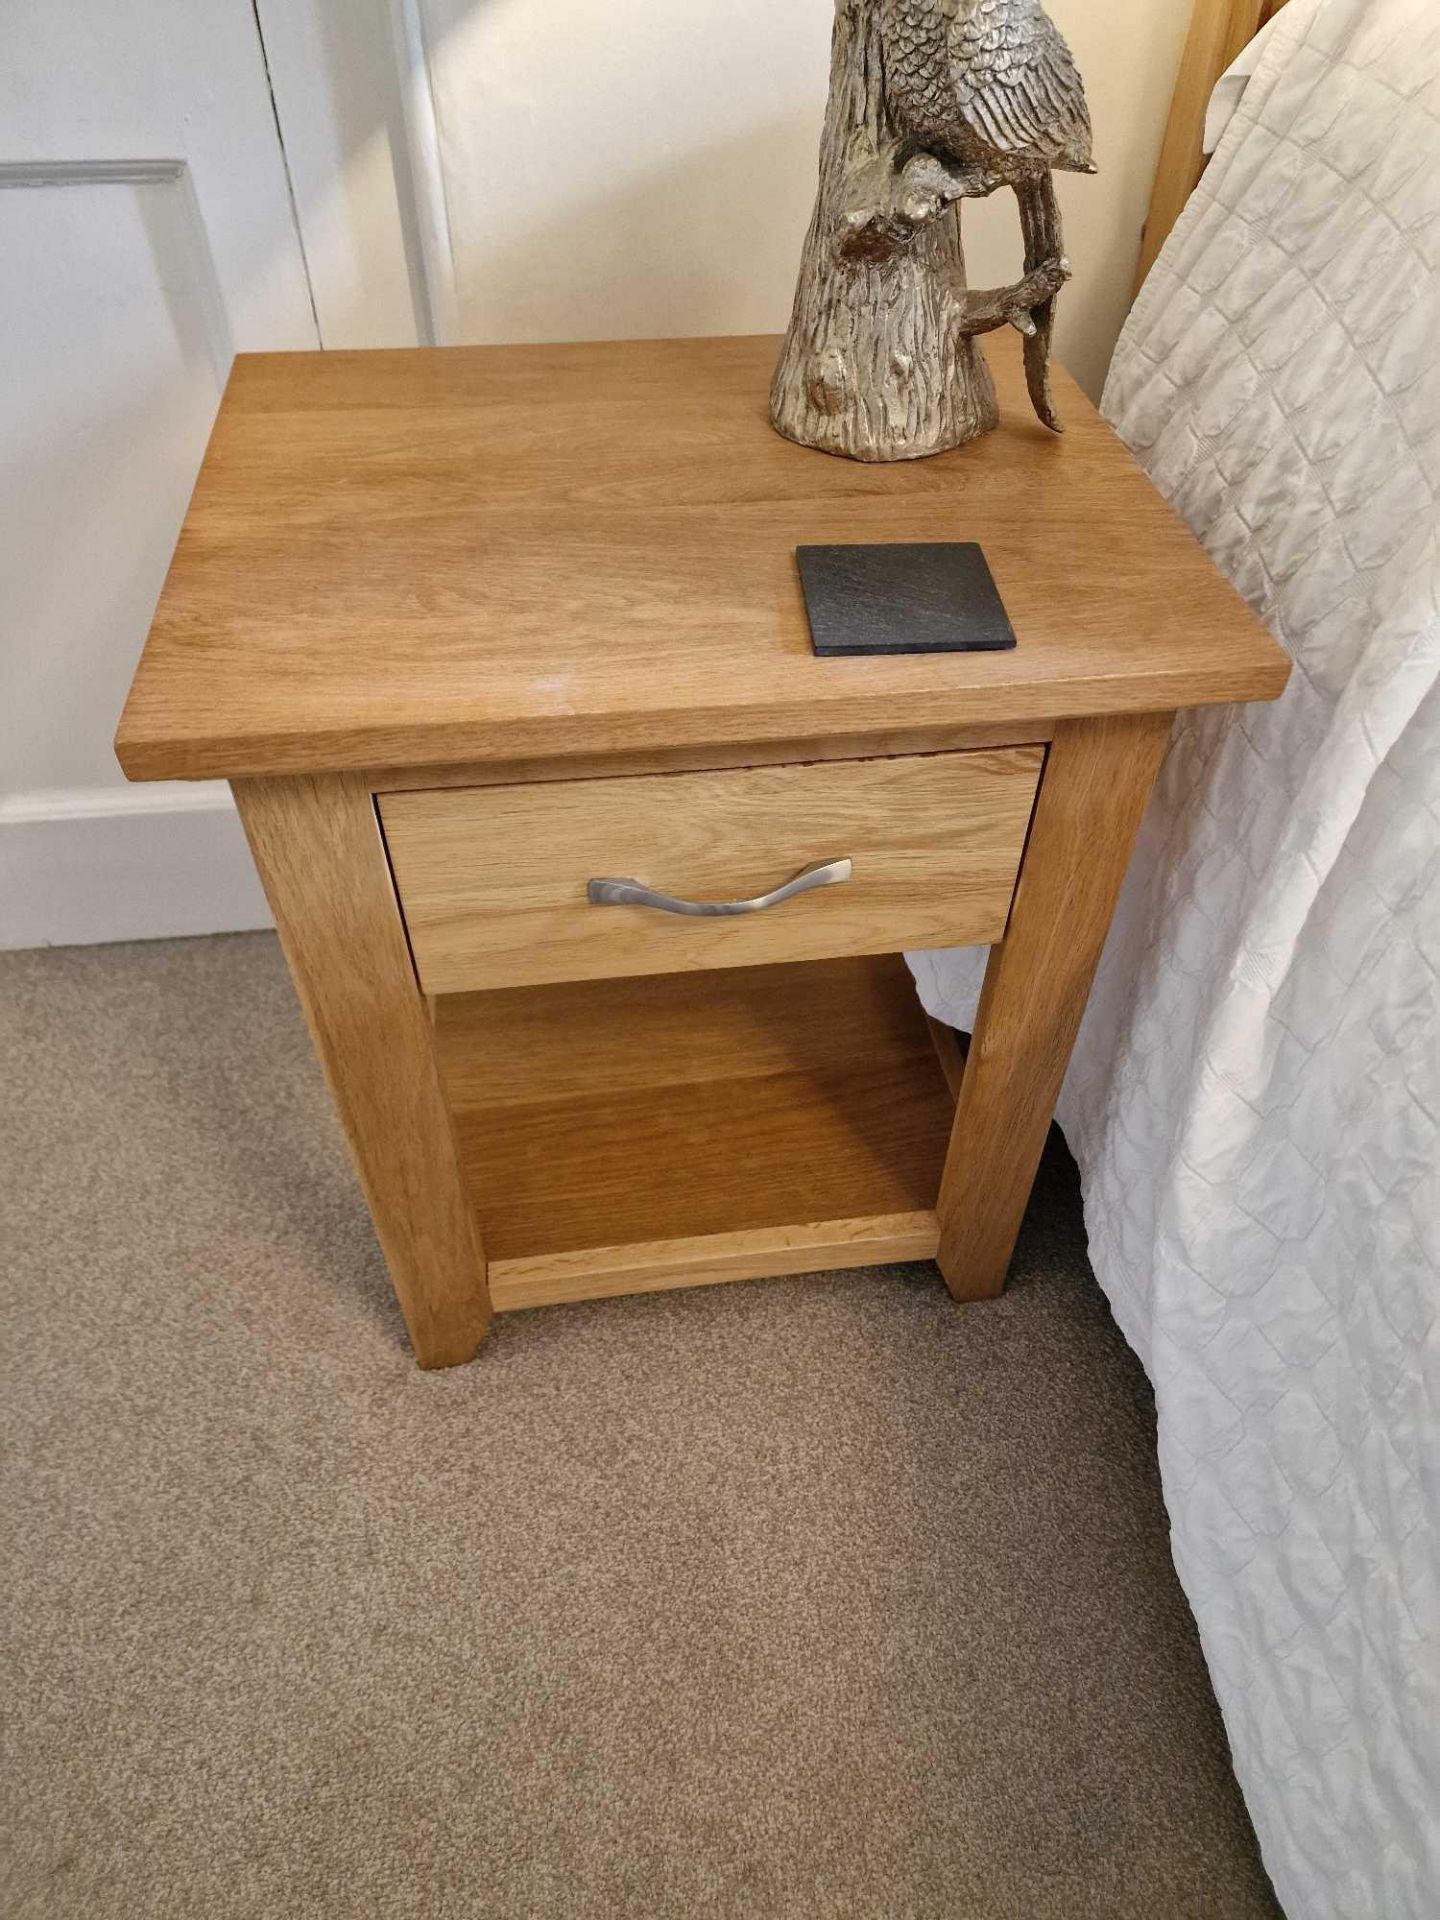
0 785 273 950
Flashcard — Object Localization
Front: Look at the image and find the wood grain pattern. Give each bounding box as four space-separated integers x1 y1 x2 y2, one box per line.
381 748 1042 995
1135 0 1291 293
363 721 1055 794
490 1215 941 1312
232 774 492 1368
116 333 1289 784
935 711 1173 1300
432 954 956 1262
926 1015 968 1101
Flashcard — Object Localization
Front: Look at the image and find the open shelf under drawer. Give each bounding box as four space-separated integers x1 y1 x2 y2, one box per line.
431 952 959 1311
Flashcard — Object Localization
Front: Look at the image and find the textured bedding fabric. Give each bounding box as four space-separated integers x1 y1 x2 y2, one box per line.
910 2 1440 1913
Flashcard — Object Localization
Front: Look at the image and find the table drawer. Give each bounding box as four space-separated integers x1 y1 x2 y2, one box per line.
379 748 1043 995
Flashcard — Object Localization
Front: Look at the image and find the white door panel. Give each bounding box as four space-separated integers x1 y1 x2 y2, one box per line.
3 0 316 347
0 165 229 795
1 0 317 946
254 0 424 348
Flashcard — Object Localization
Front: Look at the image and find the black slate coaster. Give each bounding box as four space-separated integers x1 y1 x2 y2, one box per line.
798 543 1017 658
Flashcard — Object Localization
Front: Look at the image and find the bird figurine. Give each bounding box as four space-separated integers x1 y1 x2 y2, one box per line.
880 0 1095 431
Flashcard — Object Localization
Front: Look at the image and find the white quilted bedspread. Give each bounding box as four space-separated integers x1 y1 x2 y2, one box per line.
911 2 1440 1912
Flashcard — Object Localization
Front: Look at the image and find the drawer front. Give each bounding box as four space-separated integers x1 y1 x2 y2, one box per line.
379 748 1043 995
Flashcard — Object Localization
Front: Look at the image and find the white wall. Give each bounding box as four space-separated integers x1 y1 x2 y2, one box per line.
420 0 1192 401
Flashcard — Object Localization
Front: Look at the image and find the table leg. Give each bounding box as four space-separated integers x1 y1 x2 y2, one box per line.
936 711 1173 1301
234 773 492 1368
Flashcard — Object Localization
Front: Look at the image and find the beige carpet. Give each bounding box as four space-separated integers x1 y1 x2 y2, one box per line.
0 933 1279 1920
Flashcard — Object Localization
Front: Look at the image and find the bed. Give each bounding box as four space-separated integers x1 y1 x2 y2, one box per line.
911 2 1440 1914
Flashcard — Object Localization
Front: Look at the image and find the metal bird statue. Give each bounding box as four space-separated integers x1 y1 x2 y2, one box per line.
881 0 1095 431
771 0 1093 460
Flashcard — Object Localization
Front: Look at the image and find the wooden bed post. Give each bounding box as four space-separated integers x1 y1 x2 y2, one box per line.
1135 0 1291 295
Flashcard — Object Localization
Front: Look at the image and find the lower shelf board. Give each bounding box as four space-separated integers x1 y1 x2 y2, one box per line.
489 1212 942 1312
432 951 958 1285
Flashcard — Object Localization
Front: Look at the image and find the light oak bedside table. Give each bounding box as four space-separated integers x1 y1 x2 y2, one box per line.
116 335 1288 1370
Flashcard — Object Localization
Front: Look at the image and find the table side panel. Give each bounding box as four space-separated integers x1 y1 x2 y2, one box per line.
488 1215 942 1312
232 772 492 1368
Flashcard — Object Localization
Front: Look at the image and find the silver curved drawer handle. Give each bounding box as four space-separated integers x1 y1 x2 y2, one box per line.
587 858 853 918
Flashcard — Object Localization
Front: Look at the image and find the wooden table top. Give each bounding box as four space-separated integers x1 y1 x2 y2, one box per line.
116 333 1289 782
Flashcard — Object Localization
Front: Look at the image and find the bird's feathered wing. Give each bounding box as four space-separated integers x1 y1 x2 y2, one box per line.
950 0 1093 173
